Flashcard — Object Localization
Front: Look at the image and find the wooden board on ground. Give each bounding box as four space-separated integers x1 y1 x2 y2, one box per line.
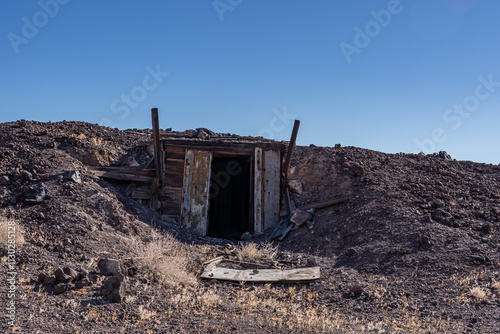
201 266 320 283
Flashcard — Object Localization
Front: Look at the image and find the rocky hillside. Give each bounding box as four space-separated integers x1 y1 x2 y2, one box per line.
0 120 499 333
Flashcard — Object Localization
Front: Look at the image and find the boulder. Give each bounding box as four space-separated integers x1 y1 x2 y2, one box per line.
62 266 79 280
75 278 91 289
98 258 123 276
38 272 47 282
43 275 57 286
53 283 71 295
23 182 48 205
54 268 73 283
100 276 126 303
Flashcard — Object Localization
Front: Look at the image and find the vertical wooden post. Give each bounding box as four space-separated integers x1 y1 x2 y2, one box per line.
151 108 163 210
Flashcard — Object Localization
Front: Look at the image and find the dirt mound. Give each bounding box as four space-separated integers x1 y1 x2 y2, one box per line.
0 120 499 333
286 146 500 274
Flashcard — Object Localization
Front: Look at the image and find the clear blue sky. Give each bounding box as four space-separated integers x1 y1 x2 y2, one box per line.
1 0 499 164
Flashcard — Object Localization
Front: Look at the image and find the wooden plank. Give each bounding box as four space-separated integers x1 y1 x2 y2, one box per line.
212 147 256 156
162 139 283 150
254 148 263 233
124 182 135 196
278 223 295 241
164 146 186 155
161 205 181 217
165 163 185 175
91 170 154 183
165 158 185 164
201 266 320 283
164 172 184 188
131 187 182 201
268 218 293 241
262 148 281 230
88 166 155 177
182 150 212 235
279 195 352 217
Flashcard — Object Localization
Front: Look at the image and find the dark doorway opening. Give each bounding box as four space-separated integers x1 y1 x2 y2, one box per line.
208 156 252 239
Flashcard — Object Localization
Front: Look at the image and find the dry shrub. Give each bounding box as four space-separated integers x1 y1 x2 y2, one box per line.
128 230 197 287
470 287 487 300
235 242 277 263
491 279 500 290
0 216 24 254
136 305 156 321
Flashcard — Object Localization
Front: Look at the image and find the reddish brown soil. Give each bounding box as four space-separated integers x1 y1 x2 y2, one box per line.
0 120 499 333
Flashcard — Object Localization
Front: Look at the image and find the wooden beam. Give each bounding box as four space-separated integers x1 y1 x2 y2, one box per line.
279 195 352 217
90 170 154 183
201 266 320 283
150 178 159 210
88 166 155 177
281 120 300 196
151 108 165 188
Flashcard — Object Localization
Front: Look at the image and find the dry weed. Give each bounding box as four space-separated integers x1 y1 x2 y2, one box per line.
128 230 197 287
470 287 487 300
0 216 24 254
235 242 277 263
137 305 156 321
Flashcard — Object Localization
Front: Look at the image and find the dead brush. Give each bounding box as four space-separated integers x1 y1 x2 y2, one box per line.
136 305 156 321
128 230 197 287
235 242 278 263
0 216 24 254
470 286 487 300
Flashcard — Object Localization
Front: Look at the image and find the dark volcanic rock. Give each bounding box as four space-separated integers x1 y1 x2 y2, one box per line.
54 268 73 283
100 276 126 303
23 182 48 205
98 258 123 276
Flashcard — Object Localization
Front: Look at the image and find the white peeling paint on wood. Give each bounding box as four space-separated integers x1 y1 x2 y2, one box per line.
182 150 212 235
262 149 281 230
201 266 321 283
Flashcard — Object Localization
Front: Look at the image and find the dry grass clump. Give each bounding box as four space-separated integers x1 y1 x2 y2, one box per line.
469 287 487 300
128 230 197 287
491 279 500 290
136 305 156 321
235 242 278 263
0 216 24 254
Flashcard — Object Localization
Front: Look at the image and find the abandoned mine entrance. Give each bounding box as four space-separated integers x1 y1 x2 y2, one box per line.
208 156 252 239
